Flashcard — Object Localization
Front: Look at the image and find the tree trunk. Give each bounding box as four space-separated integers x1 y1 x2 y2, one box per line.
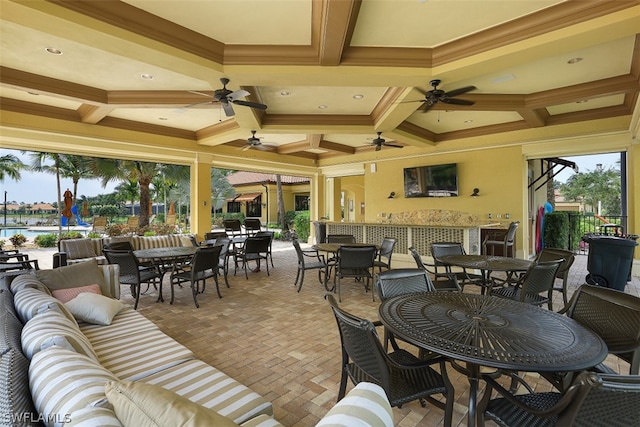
139 179 151 227
276 175 288 231
55 160 62 236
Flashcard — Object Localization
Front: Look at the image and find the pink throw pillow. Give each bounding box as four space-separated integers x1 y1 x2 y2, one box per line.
52 284 102 303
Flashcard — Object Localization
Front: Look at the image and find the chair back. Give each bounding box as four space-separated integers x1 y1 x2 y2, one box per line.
103 240 134 251
377 238 396 261
505 221 519 243
224 219 243 235
189 246 221 278
292 239 306 264
536 248 575 280
92 216 107 233
165 214 177 225
326 294 389 387
126 216 139 228
519 258 563 297
244 235 271 254
376 268 434 300
566 284 640 365
103 249 140 279
409 246 427 269
560 372 640 426
327 234 356 244
430 242 464 273
337 245 376 274
244 218 262 235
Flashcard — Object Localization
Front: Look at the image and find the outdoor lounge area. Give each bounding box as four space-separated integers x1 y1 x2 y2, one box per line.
10 241 640 426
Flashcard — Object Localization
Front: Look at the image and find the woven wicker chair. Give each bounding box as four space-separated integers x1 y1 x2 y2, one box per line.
409 246 461 291
478 371 640 427
326 294 454 427
233 235 271 279
334 245 377 302
169 245 222 308
292 239 329 292
103 249 164 310
490 259 563 310
431 242 485 292
535 248 575 310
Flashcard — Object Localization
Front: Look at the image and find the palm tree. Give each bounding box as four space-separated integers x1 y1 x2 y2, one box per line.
114 180 139 216
0 154 25 182
276 174 288 231
28 152 64 234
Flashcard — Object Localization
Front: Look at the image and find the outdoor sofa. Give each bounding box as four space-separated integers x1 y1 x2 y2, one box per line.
0 260 393 426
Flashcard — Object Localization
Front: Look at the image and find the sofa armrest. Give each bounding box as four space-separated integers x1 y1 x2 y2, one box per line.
315 383 393 427
100 264 121 299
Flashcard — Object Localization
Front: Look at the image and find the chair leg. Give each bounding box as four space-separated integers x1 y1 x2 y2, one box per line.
133 284 140 310
296 269 304 292
213 274 222 299
191 280 200 308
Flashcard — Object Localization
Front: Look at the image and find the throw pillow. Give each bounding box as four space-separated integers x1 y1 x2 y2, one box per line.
105 380 238 427
36 259 110 298
65 293 125 326
52 284 102 303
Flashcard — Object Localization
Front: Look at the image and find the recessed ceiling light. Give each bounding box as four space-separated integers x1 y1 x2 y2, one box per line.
318 105 328 109
158 117 168 121
280 91 290 96
567 57 583 64
353 94 364 99
464 120 473 123
576 100 588 104
45 47 62 55
140 73 155 80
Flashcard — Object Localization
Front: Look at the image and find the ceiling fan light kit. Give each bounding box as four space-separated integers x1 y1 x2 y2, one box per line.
188 78 267 117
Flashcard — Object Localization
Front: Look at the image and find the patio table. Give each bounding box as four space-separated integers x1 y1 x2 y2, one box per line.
378 292 607 426
438 254 532 292
133 246 197 302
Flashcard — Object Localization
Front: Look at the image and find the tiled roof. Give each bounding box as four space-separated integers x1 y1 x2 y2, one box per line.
226 171 309 186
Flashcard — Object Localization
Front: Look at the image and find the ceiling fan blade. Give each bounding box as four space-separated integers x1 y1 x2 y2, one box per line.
385 143 403 148
441 98 475 106
184 101 214 109
227 89 251 101
232 100 268 110
241 144 252 151
222 102 235 116
187 90 213 98
444 85 476 97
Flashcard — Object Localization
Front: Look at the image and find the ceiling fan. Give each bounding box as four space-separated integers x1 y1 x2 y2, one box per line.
187 77 267 117
368 132 403 151
415 79 476 112
241 130 275 151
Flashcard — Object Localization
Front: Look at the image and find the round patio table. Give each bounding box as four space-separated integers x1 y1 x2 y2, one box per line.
379 292 607 427
438 254 532 292
133 246 197 302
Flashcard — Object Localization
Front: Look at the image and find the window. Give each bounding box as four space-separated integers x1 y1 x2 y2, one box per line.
227 202 240 213
295 195 309 211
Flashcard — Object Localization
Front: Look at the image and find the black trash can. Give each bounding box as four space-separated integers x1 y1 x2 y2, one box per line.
313 221 327 244
584 235 637 291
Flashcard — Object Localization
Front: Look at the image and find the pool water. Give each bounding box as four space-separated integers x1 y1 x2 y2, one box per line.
0 228 60 239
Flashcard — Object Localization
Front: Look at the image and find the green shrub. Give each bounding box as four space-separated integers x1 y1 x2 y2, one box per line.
106 223 127 236
87 231 102 239
59 231 84 240
9 233 27 248
33 233 57 248
293 211 310 242
543 211 569 249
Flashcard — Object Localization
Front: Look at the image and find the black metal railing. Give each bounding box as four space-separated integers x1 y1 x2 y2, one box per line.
568 213 631 253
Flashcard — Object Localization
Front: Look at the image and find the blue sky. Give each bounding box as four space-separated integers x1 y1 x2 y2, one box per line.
0 148 623 204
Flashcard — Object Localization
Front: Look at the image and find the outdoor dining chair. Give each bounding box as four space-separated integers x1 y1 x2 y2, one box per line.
373 237 396 272
169 245 222 308
478 371 640 427
430 242 485 292
334 245 377 302
103 248 164 310
374 268 435 358
490 258 563 309
535 247 575 309
326 234 356 244
243 218 262 236
223 219 243 238
254 230 275 267
409 246 461 292
292 239 329 292
326 294 455 426
482 221 519 257
233 235 271 279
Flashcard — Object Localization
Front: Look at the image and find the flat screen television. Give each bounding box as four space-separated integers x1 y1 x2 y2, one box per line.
403 163 459 197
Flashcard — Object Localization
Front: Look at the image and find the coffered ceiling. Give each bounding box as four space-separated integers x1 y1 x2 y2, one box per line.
1 0 639 167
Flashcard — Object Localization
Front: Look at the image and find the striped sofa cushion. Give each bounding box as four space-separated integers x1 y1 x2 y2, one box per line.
79 307 159 344
21 309 98 361
100 264 121 299
13 288 77 325
133 235 177 250
315 383 393 427
10 274 51 295
90 329 195 381
241 414 285 427
141 359 273 425
65 406 123 427
29 346 119 427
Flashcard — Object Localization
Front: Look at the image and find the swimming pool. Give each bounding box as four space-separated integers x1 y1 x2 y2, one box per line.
0 228 88 240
